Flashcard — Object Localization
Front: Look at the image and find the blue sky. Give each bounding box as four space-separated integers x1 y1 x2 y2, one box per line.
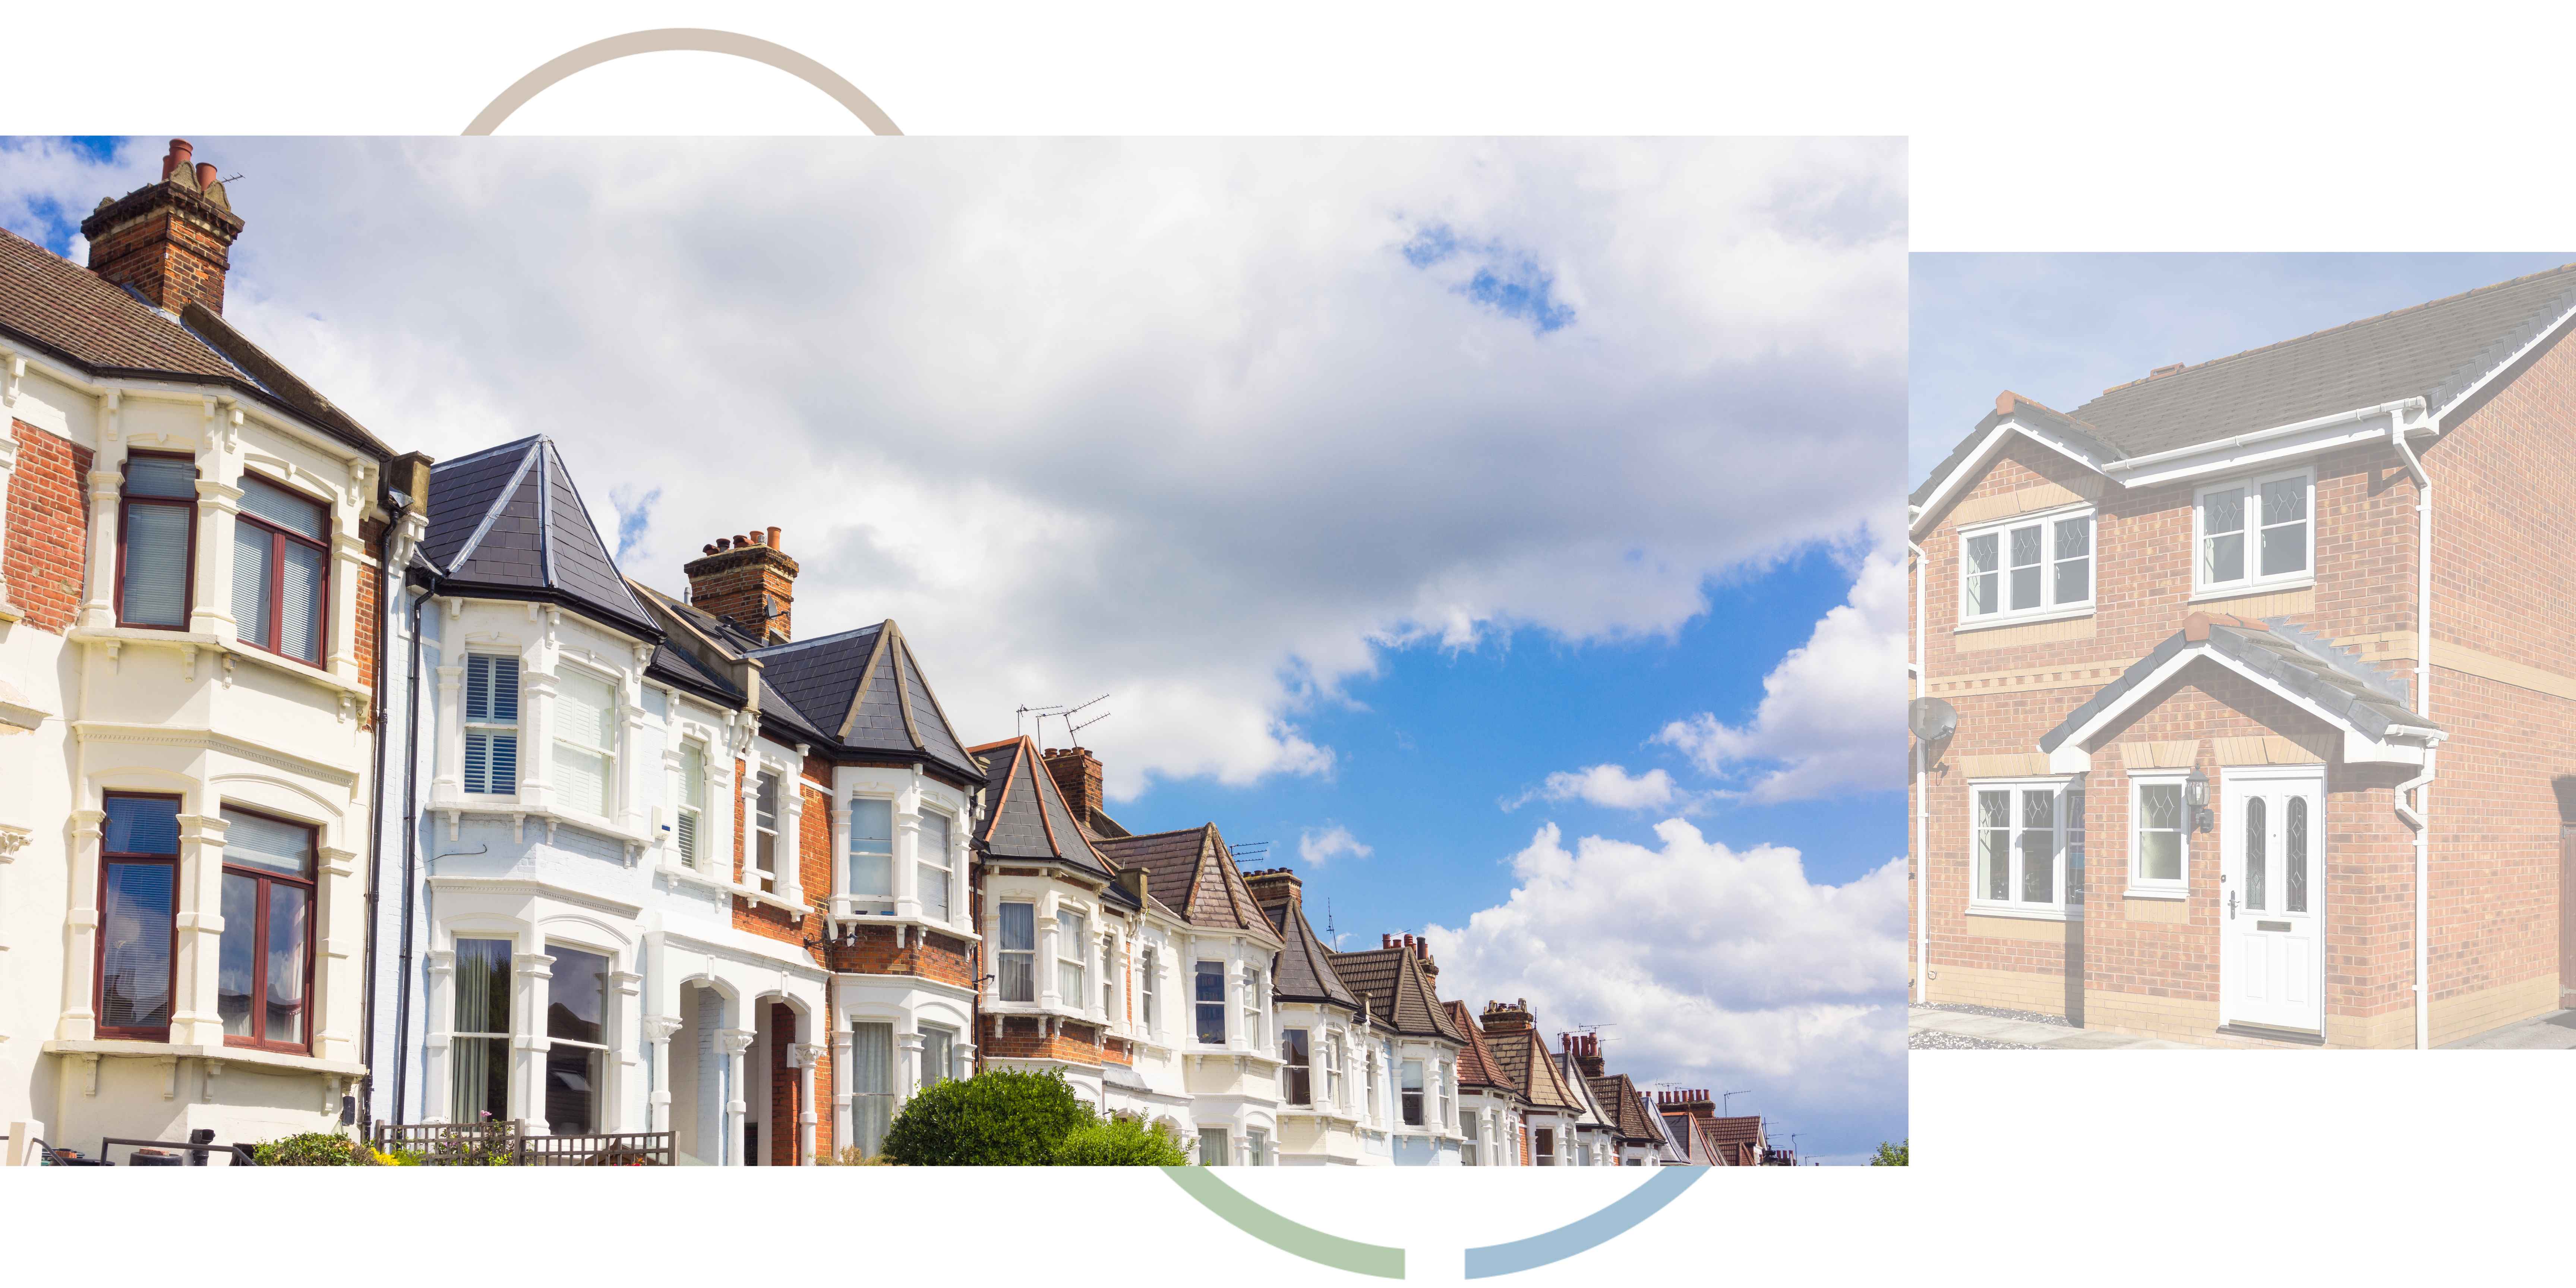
1911 252 2576 487
3 135 1908 1157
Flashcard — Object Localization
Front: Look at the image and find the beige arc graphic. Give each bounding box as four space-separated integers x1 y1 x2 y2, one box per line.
464 28 902 135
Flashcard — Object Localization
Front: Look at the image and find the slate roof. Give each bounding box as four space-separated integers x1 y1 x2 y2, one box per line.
1482 1022 1583 1112
2038 612 2441 754
1446 1001 1518 1094
1914 262 2576 505
745 621 981 779
1249 880 1360 1011
424 436 660 637
970 736 1114 878
0 224 392 458
1588 1073 1659 1143
1328 947 1466 1043
1092 825 1279 940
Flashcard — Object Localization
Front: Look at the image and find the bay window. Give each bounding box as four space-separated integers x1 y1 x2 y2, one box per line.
852 1021 895 1156
553 669 616 819
1198 1127 1228 1167
1194 960 1226 1044
847 796 893 899
1970 778 2081 916
1401 1058 1425 1127
1141 947 1160 1032
2130 772 2190 895
216 807 315 1052
1100 933 1117 1018
116 453 196 629
2198 468 2311 594
1247 1128 1270 1166
1365 1048 1379 1122
96 793 181 1039
919 808 952 922
462 653 520 795
675 740 707 867
1325 1032 1344 1109
1058 909 1087 1004
1960 506 2093 625
1282 1027 1313 1105
919 1023 955 1089
544 945 611 1134
449 938 512 1122
1242 966 1264 1052
1439 1061 1453 1130
1463 1109 1483 1165
751 770 780 891
232 473 329 664
998 902 1035 1002
1537 1126 1557 1166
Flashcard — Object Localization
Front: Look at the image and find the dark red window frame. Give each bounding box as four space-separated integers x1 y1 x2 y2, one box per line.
95 792 182 1042
112 451 199 631
219 805 319 1055
236 474 331 667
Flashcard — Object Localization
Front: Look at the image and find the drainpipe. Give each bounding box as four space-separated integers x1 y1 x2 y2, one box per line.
391 565 439 1115
1909 531 1928 1005
2388 411 2434 1050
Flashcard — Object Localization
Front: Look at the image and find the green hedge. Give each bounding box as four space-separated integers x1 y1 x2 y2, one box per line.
1053 1115 1188 1166
880 1069 1100 1166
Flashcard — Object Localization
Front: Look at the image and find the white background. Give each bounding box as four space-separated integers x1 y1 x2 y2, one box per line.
8 3 2576 1282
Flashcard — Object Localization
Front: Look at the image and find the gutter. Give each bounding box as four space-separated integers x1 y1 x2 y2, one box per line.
2387 409 2435 1051
2101 398 2425 475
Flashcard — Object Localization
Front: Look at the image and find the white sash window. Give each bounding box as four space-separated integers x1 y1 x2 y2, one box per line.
553 670 616 818
463 654 520 795
675 741 707 866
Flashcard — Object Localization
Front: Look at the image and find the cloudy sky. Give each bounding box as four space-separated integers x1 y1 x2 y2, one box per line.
1911 251 2576 487
5 135 1907 1159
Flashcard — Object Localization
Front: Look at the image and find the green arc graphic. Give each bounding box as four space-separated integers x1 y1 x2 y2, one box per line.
1161 1168 1407 1279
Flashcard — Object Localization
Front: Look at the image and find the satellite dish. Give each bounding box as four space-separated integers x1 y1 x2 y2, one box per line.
1907 697 1957 743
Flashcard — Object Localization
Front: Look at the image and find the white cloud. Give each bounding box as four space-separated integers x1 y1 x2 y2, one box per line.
1424 820 1906 1154
1506 763 1680 811
1296 824 1373 867
1656 534 1908 801
1 137 1904 800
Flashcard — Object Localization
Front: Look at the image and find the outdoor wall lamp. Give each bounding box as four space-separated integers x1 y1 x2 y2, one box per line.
2185 769 2213 832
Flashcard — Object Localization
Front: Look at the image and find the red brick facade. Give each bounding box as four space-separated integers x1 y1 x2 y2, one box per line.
4 421 92 633
1913 324 2576 1046
980 1014 1103 1066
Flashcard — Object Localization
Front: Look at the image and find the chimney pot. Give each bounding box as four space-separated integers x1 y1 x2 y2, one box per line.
195 162 218 189
85 137 243 315
164 139 193 180
767 525 782 551
703 543 719 556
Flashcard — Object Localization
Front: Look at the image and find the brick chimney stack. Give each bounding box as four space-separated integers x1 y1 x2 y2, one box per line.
1564 1032 1605 1079
1042 746 1105 829
1242 866 1301 911
1656 1087 1717 1120
685 525 798 645
1480 998 1534 1033
81 139 245 316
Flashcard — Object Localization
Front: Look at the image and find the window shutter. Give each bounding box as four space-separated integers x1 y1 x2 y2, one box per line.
553 670 615 817
466 654 521 723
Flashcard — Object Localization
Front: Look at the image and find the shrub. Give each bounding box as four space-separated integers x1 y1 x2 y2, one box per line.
1053 1115 1187 1167
254 1131 377 1167
880 1068 1096 1166
816 1144 894 1166
1871 1139 1908 1167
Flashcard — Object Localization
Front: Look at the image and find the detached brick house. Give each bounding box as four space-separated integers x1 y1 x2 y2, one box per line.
1908 264 2576 1048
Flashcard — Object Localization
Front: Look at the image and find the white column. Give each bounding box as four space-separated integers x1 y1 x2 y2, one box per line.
830 1022 853 1157
642 1015 680 1133
893 794 921 919
430 662 465 803
707 756 736 879
608 969 644 1131
898 1029 926 1101
170 812 229 1046
325 459 369 681
792 1042 824 1165
422 948 457 1122
514 950 555 1131
56 810 105 1040
828 794 852 913
617 692 650 838
518 665 557 812
1038 912 1062 1009
736 761 761 886
718 1027 754 1165
314 843 361 1063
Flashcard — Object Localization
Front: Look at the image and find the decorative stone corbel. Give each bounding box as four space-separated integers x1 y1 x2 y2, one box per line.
80 1053 100 1096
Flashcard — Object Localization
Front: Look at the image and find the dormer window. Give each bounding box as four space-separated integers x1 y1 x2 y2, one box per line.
1959 506 2092 627
2197 468 2311 596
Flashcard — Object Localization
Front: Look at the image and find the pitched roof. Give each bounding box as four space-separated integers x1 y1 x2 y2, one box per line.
1092 825 1279 939
1447 1001 1518 1094
2039 612 2440 755
0 224 391 458
1700 1114 1765 1164
970 736 1114 878
1482 1024 1583 1112
1915 262 2576 505
1249 881 1360 1011
1327 946 1465 1043
424 436 660 637
1588 1073 1658 1143
740 620 981 779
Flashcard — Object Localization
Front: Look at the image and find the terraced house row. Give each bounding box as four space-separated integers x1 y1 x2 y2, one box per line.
0 142 1743 1165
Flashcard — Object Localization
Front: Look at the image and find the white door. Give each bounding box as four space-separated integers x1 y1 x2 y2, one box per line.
2219 768 2325 1032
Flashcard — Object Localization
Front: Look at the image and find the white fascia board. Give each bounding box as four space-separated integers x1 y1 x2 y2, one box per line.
2051 642 2412 764
2046 744 2094 775
2104 402 2428 489
1910 419 2112 538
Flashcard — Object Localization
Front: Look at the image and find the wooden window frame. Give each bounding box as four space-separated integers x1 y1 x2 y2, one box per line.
217 805 319 1054
95 792 184 1042
233 471 332 665
113 451 199 631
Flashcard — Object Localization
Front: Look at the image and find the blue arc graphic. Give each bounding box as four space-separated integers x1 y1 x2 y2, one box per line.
1462 1167 1709 1278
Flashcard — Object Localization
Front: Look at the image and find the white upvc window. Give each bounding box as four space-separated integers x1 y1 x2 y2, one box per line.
1364 1046 1380 1123
1100 931 1118 1020
1324 1031 1344 1109
1242 965 1264 1052
1959 505 2093 626
846 796 894 900
675 739 708 868
998 901 1036 1003
2128 770 2192 897
1969 777 2083 918
462 654 521 795
918 808 954 923
2195 467 2312 596
1059 907 1088 1006
1141 946 1160 1035
552 667 617 818
751 769 782 891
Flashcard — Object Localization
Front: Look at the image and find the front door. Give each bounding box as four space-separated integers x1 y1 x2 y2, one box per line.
2220 768 2325 1032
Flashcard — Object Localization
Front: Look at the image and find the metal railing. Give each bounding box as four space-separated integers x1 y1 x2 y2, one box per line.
372 1119 673 1166
2 1133 259 1166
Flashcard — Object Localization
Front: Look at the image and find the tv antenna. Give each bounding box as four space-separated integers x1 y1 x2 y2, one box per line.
1014 702 1067 741
1066 692 1111 745
1325 897 1336 942
1230 841 1271 865
1723 1089 1752 1115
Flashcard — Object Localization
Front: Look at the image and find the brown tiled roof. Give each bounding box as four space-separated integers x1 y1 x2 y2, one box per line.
1484 1025 1582 1112
1447 1001 1518 1094
970 736 1115 878
1701 1114 1765 1162
1588 1073 1658 1143
0 224 391 458
1327 946 1465 1043
1091 824 1279 940
1251 882 1359 1011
